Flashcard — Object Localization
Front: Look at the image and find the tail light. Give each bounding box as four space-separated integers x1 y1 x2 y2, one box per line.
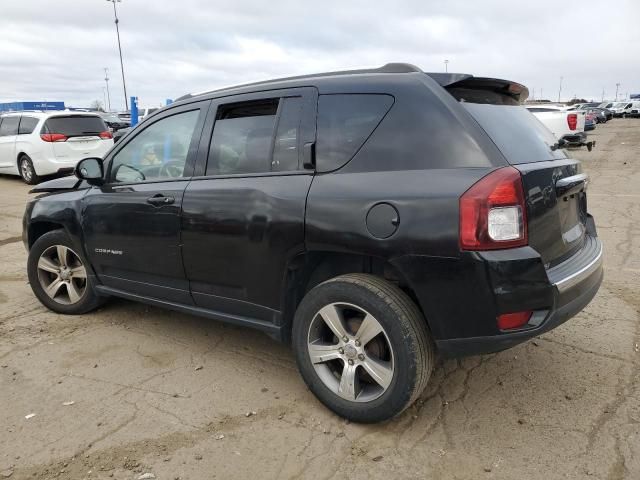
40 133 67 142
99 131 113 139
497 311 532 330
567 113 578 130
459 167 528 250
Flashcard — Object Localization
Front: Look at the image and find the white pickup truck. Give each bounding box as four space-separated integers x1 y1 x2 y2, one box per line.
525 104 595 151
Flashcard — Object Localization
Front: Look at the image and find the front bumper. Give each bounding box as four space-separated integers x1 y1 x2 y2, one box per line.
436 236 603 357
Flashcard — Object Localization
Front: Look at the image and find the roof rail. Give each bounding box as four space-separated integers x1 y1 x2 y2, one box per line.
178 63 425 101
0 109 45 114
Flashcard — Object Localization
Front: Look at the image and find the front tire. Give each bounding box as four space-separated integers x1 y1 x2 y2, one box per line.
292 274 434 423
19 155 40 185
27 229 104 314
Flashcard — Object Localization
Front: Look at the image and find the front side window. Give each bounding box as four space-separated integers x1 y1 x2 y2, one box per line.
206 96 304 176
316 94 394 172
19 116 39 135
110 109 200 183
0 116 19 136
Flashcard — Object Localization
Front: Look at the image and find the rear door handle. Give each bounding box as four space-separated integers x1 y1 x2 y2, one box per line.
147 194 175 206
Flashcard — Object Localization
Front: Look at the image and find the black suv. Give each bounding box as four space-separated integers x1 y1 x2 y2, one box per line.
23 63 603 422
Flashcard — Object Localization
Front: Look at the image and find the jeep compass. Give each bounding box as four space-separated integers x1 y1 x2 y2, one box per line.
23 63 603 422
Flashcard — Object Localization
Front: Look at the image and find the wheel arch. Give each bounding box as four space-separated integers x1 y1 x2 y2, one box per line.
279 250 430 342
27 221 67 249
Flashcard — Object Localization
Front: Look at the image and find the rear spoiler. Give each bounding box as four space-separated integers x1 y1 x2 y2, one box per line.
426 73 529 103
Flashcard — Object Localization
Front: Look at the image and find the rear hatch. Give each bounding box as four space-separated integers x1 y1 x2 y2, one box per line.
439 76 589 266
42 115 112 162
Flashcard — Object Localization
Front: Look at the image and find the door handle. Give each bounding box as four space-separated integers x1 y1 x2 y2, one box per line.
147 194 175 206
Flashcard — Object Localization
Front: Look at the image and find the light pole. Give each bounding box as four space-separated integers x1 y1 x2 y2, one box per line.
558 76 563 103
615 83 620 101
104 67 111 111
444 59 449 73
102 87 107 110
105 0 128 110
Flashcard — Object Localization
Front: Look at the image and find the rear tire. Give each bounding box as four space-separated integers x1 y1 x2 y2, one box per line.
27 229 104 314
19 155 40 185
292 273 434 423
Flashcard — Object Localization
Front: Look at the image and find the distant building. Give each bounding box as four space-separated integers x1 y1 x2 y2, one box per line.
0 101 65 112
630 94 640 100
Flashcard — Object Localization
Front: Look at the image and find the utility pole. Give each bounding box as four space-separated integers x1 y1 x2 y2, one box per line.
102 87 107 110
104 68 111 111
444 59 449 73
602 88 605 102
105 0 128 110
615 83 620 101
558 76 563 103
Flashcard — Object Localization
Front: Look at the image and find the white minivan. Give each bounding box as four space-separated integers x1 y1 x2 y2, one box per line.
0 111 114 184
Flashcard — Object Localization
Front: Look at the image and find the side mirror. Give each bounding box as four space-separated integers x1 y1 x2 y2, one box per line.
75 157 105 186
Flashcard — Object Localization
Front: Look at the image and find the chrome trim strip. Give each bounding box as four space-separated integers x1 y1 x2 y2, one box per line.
556 173 589 188
553 241 603 293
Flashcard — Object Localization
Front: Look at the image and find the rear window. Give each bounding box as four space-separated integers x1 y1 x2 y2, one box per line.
462 103 567 164
43 115 107 137
316 94 393 172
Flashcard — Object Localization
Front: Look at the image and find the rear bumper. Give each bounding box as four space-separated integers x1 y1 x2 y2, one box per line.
435 236 603 357
436 236 604 356
33 157 82 176
391 228 603 358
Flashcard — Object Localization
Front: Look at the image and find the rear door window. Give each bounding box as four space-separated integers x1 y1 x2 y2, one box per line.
43 116 107 137
206 95 306 175
19 116 39 135
462 103 567 164
316 94 393 172
207 99 278 176
0 116 19 136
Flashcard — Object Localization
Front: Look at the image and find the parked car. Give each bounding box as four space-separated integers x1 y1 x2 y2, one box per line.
99 112 130 132
23 63 603 422
587 108 608 123
525 105 594 150
0 111 113 184
137 107 160 121
627 102 640 117
112 127 130 143
611 102 633 117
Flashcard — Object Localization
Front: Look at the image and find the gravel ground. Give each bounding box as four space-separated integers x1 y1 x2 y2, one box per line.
0 119 638 480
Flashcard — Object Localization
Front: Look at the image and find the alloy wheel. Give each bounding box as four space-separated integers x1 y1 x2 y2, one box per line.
37 245 87 305
307 302 395 402
21 159 33 182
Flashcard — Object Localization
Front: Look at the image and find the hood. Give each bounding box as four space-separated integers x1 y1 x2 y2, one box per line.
29 176 87 194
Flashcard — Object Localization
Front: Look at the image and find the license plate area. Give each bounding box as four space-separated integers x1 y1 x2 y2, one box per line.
559 192 586 245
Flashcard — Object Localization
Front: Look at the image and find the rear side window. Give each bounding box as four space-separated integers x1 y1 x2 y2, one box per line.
43 116 107 137
463 103 567 164
316 94 393 171
19 116 39 135
0 116 19 136
206 96 305 176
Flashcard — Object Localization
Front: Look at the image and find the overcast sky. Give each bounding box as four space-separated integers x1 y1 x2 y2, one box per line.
1 0 639 110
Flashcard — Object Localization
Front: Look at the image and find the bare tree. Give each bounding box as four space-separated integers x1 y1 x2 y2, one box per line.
89 100 104 111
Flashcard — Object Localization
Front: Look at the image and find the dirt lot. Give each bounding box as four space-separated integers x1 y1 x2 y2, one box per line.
1 119 639 480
